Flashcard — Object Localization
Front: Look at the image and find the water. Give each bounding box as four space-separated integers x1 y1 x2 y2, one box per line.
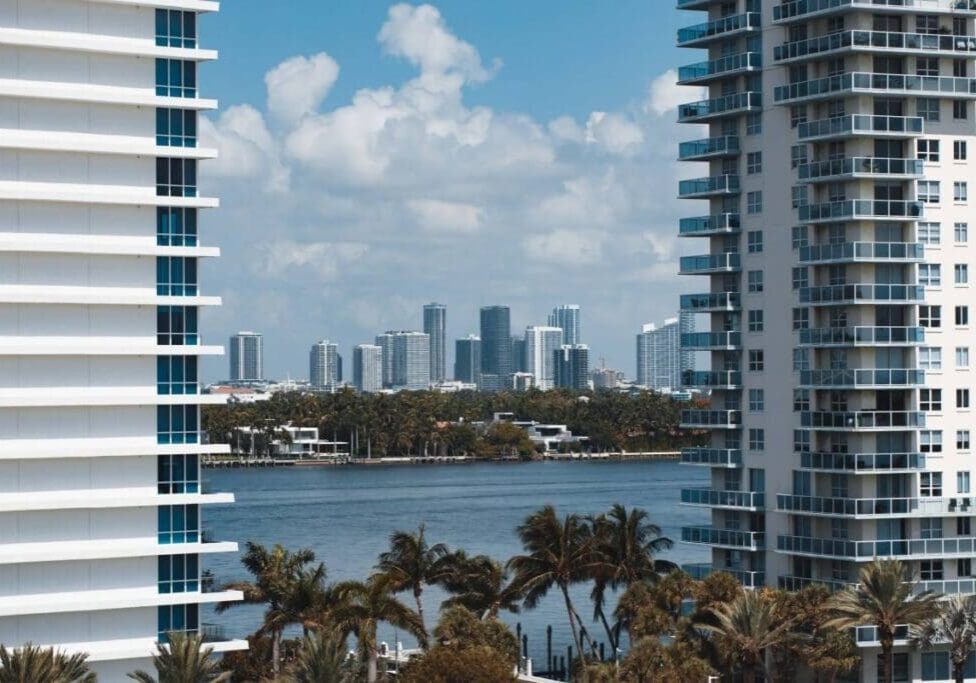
203 459 708 667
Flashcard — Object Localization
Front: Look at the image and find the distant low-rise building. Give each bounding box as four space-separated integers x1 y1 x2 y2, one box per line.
512 372 535 392
591 368 620 390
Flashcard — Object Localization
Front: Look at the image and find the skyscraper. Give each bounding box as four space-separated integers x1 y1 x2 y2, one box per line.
309 341 340 392
423 303 447 383
229 331 263 382
548 304 582 346
353 344 383 393
525 326 565 390
455 335 482 384
636 315 694 391
0 3 244 673
511 335 527 373
375 332 396 388
554 345 590 391
479 306 512 391
392 332 431 390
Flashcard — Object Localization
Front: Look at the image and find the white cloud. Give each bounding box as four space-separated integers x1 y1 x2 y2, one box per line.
258 240 369 282
584 112 644 155
265 53 340 125
644 69 704 117
523 229 607 266
200 104 289 191
407 199 483 234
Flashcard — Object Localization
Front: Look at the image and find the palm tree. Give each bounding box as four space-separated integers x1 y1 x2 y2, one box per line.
128 632 230 683
330 574 427 683
0 644 95 683
375 523 451 635
507 505 603 674
438 552 522 619
284 629 355 683
826 559 941 683
913 595 976 683
697 590 797 683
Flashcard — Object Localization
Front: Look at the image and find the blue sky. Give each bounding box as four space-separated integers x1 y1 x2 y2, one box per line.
200 2 699 381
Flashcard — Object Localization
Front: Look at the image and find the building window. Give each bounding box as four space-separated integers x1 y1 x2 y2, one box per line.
959 471 971 494
158 504 200 544
918 97 940 122
156 257 198 296
794 429 810 452
747 152 762 174
157 306 198 346
791 185 808 209
921 472 943 496
158 554 200 594
747 230 763 253
960 520 973 537
918 180 940 204
794 389 810 412
792 307 809 330
919 347 943 370
156 108 197 148
955 100 969 120
920 388 942 411
921 652 950 682
747 191 762 214
957 347 970 368
791 267 808 290
917 57 939 76
791 145 808 169
748 350 764 372
920 305 941 328
917 222 941 245
155 9 197 48
748 270 764 293
958 430 971 450
921 519 943 540
748 309 764 332
919 264 941 287
920 560 944 581
748 428 765 451
955 182 969 203
955 140 968 160
792 348 810 371
158 454 200 494
960 557 973 577
918 139 940 162
746 113 761 135
790 105 807 128
155 59 197 98
157 604 200 642
749 388 764 412
157 356 199 395
157 405 200 445
792 226 808 249
957 306 970 326
958 264 971 285
157 208 198 247
920 431 943 454
956 222 969 243
957 389 970 408
156 158 198 197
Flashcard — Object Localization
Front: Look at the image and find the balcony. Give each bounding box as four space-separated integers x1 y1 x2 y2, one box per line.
777 535 976 560
773 0 976 24
776 72 976 104
677 13 760 48
915 579 976 596
679 213 741 237
681 331 741 350
678 92 761 123
775 30 976 63
679 253 741 275
676 0 714 9
678 52 762 85
678 136 740 161
798 410 925 430
682 370 742 389
680 291 741 312
678 175 740 199
797 157 924 183
798 241 924 264
682 563 766 588
682 488 765 510
779 575 851 591
800 451 925 473
798 199 923 224
680 409 742 429
682 525 765 550
797 368 925 388
776 494 967 518
798 283 925 305
680 447 743 468
798 115 924 142
798 326 924 347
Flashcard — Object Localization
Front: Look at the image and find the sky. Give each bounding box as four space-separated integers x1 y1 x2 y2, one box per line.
199 1 703 381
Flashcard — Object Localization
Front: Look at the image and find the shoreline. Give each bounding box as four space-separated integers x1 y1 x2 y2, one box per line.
203 451 682 468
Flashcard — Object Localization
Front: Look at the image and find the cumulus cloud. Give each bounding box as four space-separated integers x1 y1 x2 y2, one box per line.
265 53 340 125
407 199 483 234
258 240 369 282
523 229 607 266
645 69 704 117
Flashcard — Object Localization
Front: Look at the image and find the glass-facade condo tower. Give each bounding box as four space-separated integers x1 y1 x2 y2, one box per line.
423 303 447 384
677 1 976 679
0 0 245 676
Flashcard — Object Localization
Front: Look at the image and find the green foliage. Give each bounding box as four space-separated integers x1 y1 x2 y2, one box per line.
128 632 230 683
283 630 357 683
432 607 519 665
398 645 517 683
0 644 95 683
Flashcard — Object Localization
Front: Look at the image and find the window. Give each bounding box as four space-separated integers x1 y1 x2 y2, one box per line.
920 347 943 370
747 230 763 253
955 182 969 203
956 140 968 160
955 100 969 120
917 222 941 245
792 307 809 330
155 59 197 98
792 267 808 290
957 347 970 368
156 108 197 147
958 389 970 408
956 58 970 78
917 15 939 34
959 471 971 494
155 9 197 48
791 185 808 209
158 454 200 494
749 389 764 412
920 388 942 411
157 208 198 247
794 389 810 412
156 158 197 197
919 264 941 287
918 139 940 162
919 305 941 328
748 309 764 332
917 57 939 76
793 348 810 371
921 652 950 682
156 257 198 296
921 431 943 453
748 350 764 372
792 225 808 249
746 113 761 135
921 472 943 496
748 428 765 451
920 560 944 581
879 653 909 683
956 306 969 326
158 554 200 594
959 430 971 450
157 504 200 544
748 270 764 293
918 180 940 204
794 429 810 452
157 356 198 395
790 105 807 128
747 151 762 174
956 222 969 243
747 191 762 214
921 519 943 540
791 145 808 169
157 604 199 642
918 97 940 122
960 520 973 537
157 405 200 445
956 263 969 284
157 306 198 346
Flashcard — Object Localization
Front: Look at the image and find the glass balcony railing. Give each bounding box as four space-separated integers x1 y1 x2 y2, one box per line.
678 175 741 198
800 451 925 473
798 115 924 141
679 253 741 274
682 526 765 550
776 494 960 517
915 579 976 596
677 12 760 47
681 409 742 428
682 488 765 509
778 535 976 560
774 0 976 23
680 447 743 467
678 52 762 84
679 92 762 122
776 72 976 103
798 199 923 223
798 326 924 346
798 283 925 305
682 370 742 388
676 0 715 9
799 410 925 430
799 241 924 263
779 575 851 592
683 563 766 588
678 136 740 161
680 292 741 312
679 213 741 236
682 331 741 349
797 157 924 182
775 30 976 62
798 368 924 388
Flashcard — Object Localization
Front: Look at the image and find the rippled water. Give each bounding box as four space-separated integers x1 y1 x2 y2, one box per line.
203 459 708 667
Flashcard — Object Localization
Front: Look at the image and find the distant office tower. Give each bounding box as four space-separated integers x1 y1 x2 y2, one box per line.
230 331 264 382
336 353 343 384
591 368 619 390
353 345 383 393
525 326 564 390
392 332 431 390
511 336 527 373
636 315 694 391
375 332 396 388
309 340 340 391
480 306 512 391
423 303 447 383
548 304 582 346
455 335 482 384
554 345 590 391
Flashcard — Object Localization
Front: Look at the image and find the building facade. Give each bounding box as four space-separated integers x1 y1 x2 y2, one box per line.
422 303 447 384
636 315 694 390
548 304 582 346
392 331 430 390
512 335 528 374
229 331 262 382
555 345 590 391
309 340 340 392
0 1 244 675
353 344 383 394
676 2 976 679
480 305 513 391
525 325 564 390
455 334 481 385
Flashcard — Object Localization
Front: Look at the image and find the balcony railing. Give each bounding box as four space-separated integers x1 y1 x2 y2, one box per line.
677 13 760 47
915 579 976 596
682 525 765 550
797 368 925 388
678 52 762 85
676 0 714 8
774 0 976 23
778 535 976 560
681 331 741 350
678 175 741 198
798 326 924 347
680 292 741 312
682 488 765 509
800 451 925 473
798 241 924 263
679 253 741 275
798 283 925 305
779 575 851 591
678 92 762 122
679 213 741 236
776 494 965 517
680 409 742 428
797 157 924 182
798 114 924 141
680 447 743 468
776 72 976 103
682 370 742 388
682 563 766 588
799 410 925 430
798 199 923 223
775 30 976 62
678 136 740 161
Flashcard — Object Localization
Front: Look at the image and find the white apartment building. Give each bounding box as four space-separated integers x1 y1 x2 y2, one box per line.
309 340 340 392
677 1 976 679
524 325 564 390
353 343 383 393
228 330 262 383
0 0 244 677
636 314 695 390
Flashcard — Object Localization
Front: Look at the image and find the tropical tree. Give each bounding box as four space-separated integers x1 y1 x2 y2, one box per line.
0 644 95 683
432 606 519 664
827 559 942 683
128 632 230 683
330 574 428 683
913 595 976 683
438 552 522 619
398 646 517 683
284 629 356 683
375 524 452 636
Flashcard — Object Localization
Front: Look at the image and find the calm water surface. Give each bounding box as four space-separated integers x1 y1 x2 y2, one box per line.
203 460 708 665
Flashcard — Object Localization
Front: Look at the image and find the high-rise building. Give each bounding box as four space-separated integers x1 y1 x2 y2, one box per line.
375 332 396 388
548 304 582 346
676 7 972 677
423 303 447 384
309 341 340 392
525 326 565 390
636 315 694 390
455 335 482 384
554 345 590 391
0 3 244 674
353 344 383 393
392 332 431 390
591 368 619 390
229 331 263 382
480 306 512 391
511 335 528 373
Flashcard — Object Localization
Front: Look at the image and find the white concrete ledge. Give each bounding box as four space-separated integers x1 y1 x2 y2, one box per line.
86 0 220 12
0 129 218 159
0 441 230 460
0 232 218 257
0 490 233 513
0 589 242 618
0 539 238 565
0 28 218 61
0 182 219 208
0 286 221 306
64 637 248 664
0 79 217 110
0 388 227 408
0 340 223 356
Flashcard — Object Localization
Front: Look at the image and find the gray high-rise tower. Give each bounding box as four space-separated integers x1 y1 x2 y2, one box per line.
455 335 481 384
309 340 340 391
423 303 447 383
229 331 263 382
353 344 383 393
479 306 512 391
392 332 431 390
548 304 582 346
